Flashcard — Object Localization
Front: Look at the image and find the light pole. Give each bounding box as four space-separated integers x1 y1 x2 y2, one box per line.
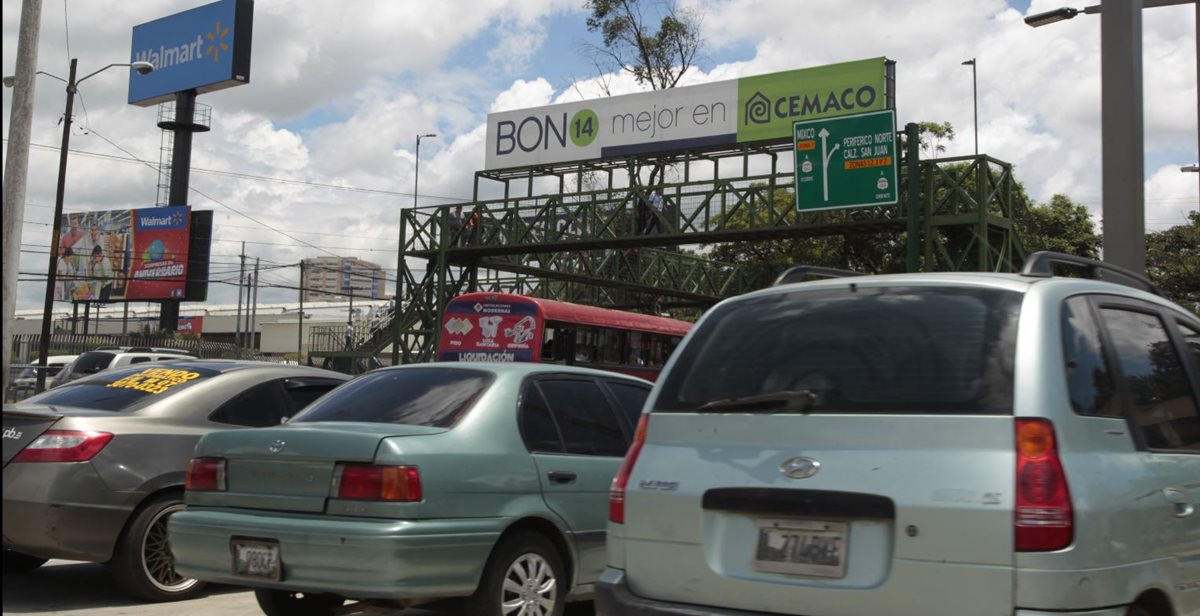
392 132 436 365
10 59 154 392
961 58 978 155
1024 0 1193 275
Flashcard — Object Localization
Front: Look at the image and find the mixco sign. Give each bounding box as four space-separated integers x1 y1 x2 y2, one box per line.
128 0 254 106
485 57 887 170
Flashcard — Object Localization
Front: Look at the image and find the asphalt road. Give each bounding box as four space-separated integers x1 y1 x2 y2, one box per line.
3 560 596 616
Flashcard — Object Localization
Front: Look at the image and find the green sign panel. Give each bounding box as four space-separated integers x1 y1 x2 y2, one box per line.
794 109 898 212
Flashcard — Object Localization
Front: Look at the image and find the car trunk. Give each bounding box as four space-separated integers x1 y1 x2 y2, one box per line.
621 413 1016 616
194 422 446 513
2 407 63 466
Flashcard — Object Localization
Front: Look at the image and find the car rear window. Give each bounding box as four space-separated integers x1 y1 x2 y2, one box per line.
656 285 1022 414
290 367 494 428
21 365 219 412
69 351 115 376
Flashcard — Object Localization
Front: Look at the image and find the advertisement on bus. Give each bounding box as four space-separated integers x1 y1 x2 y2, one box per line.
56 205 192 302
440 299 543 362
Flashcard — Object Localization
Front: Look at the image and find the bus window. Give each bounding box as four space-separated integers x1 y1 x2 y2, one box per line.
574 327 598 363
601 328 624 364
543 326 557 361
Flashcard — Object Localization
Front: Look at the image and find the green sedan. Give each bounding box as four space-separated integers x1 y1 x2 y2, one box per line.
168 363 653 616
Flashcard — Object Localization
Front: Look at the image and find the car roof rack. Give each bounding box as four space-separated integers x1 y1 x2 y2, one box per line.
1020 251 1161 296
773 265 865 286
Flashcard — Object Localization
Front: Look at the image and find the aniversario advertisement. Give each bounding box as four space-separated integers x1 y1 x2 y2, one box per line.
56 205 191 302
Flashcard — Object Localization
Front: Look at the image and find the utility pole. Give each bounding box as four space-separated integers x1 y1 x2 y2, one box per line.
297 260 305 361
1100 0 1145 273
249 258 260 351
2 0 43 394
235 244 245 353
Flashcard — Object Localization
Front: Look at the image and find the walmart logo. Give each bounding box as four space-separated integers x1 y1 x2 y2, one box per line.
204 21 230 63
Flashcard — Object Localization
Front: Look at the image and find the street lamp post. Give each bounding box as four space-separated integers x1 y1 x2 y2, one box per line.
1024 0 1193 275
392 132 436 366
25 58 153 392
962 58 978 155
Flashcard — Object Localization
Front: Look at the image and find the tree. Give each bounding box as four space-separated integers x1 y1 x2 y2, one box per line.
584 0 702 91
1146 211 1199 314
1016 194 1102 259
897 121 956 158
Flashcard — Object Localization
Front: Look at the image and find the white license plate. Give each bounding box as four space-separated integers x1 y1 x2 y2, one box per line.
752 519 848 578
231 538 281 580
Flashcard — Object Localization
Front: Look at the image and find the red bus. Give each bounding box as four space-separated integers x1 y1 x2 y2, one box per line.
438 292 692 381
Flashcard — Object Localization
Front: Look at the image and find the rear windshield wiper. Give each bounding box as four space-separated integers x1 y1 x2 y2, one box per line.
695 390 817 413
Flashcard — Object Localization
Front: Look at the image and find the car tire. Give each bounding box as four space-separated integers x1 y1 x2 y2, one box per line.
465 531 566 616
109 493 206 601
254 589 345 616
3 549 48 574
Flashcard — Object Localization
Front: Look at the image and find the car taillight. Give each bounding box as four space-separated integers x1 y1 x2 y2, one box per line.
609 414 649 524
334 464 422 502
12 430 113 462
185 457 227 491
1015 418 1073 551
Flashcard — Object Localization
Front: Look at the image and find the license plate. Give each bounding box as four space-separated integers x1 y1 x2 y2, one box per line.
231 538 281 580
752 519 848 578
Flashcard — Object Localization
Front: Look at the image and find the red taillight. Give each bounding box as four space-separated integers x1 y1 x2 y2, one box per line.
12 430 113 462
185 457 227 492
335 464 422 502
1015 418 1073 551
609 414 649 524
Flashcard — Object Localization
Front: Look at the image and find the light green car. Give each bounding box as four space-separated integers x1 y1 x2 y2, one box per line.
168 363 652 616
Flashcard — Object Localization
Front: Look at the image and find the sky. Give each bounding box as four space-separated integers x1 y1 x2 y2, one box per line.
2 0 1197 315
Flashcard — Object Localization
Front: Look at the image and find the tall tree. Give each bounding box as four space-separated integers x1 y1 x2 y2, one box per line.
584 0 702 91
1016 194 1102 259
1146 211 1199 314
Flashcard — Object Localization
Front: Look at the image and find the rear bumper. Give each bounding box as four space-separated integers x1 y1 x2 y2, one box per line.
168 508 507 600
596 568 773 616
596 569 1131 616
2 462 134 562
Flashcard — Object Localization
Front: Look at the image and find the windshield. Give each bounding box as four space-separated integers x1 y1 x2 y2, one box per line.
68 352 116 377
21 365 219 412
291 367 494 427
656 286 1022 414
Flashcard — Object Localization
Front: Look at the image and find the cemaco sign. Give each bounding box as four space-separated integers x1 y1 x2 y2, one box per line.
485 57 888 170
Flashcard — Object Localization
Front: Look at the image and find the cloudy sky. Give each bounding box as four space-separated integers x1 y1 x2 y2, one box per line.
3 0 1197 314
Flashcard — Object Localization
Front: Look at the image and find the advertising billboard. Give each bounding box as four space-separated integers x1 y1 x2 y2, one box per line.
484 57 888 170
128 0 254 106
177 316 205 335
56 206 192 302
439 300 542 362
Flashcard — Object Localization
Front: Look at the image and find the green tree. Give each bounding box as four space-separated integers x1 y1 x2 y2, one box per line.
1015 194 1102 259
583 0 702 91
1146 211 1199 314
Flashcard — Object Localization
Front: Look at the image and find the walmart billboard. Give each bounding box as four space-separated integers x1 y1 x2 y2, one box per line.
484 57 888 170
128 0 254 106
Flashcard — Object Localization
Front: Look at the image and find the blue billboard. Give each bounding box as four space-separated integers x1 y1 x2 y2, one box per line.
128 0 253 106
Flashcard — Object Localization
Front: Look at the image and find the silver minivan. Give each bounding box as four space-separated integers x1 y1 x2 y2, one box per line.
597 254 1199 616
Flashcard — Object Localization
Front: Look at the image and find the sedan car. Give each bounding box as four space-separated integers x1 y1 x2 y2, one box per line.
168 363 653 616
2 360 349 601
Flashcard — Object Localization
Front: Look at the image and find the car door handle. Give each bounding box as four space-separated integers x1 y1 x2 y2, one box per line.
1163 488 1194 518
548 471 577 484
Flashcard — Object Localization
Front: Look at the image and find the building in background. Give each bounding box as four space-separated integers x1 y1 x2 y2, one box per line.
300 257 385 302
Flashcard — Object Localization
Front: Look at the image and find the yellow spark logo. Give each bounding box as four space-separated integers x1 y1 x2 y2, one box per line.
204 21 230 62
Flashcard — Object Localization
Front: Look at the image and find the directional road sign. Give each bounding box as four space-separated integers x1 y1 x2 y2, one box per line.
794 109 898 212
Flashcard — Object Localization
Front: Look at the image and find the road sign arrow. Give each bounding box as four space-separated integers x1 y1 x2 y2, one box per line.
819 128 840 202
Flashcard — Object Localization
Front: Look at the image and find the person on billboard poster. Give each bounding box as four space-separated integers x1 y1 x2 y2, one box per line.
89 245 115 302
60 215 85 251
77 216 110 264
55 247 78 301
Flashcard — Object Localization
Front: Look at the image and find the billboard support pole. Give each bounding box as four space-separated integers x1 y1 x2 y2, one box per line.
250 258 259 351
297 260 305 361
158 90 198 332
235 244 245 354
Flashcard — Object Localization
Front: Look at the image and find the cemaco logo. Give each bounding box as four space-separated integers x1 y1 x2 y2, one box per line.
743 86 879 126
